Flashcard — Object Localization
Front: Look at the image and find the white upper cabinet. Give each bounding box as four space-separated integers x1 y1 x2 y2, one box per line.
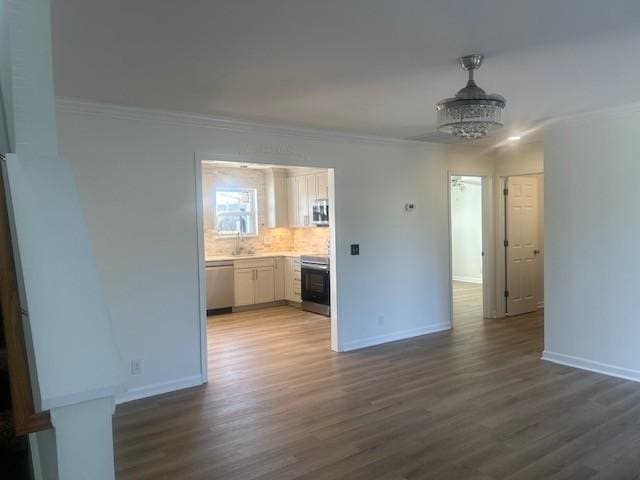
287 176 298 227
316 171 329 200
265 168 289 228
297 175 309 227
286 171 328 228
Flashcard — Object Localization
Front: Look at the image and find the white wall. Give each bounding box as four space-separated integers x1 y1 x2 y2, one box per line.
56 100 454 398
450 177 483 283
543 108 640 380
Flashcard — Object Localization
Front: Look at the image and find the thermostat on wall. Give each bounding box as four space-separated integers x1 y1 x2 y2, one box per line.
404 203 416 212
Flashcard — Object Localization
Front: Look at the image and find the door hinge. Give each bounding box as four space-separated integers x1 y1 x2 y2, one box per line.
504 290 509 298
503 188 509 196
504 239 509 247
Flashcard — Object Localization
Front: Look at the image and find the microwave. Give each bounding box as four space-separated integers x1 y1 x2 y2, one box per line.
312 199 329 226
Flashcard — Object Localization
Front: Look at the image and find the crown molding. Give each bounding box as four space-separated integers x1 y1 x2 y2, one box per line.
55 97 444 150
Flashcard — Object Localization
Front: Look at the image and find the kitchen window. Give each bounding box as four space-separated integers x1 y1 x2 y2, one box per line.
215 187 258 236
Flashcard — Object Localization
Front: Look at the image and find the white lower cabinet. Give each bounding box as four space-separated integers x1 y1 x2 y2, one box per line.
254 267 275 304
234 268 256 306
233 258 275 306
274 257 285 301
233 257 300 306
284 256 301 303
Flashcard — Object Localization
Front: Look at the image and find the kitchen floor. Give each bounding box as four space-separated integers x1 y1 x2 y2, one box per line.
113 304 640 479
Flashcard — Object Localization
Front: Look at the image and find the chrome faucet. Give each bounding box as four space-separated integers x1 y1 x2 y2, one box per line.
234 231 242 255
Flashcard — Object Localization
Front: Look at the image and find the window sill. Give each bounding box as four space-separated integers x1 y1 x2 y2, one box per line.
215 234 259 240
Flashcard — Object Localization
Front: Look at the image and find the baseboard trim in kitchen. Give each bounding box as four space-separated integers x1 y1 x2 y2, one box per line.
115 374 204 405
342 322 452 352
232 300 288 313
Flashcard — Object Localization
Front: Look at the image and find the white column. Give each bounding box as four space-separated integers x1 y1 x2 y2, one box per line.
50 397 117 480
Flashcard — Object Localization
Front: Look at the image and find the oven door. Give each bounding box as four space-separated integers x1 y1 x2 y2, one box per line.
301 264 330 305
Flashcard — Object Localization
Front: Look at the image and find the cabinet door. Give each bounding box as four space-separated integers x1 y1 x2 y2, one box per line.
274 176 289 227
254 267 275 304
306 174 317 224
287 176 298 227
292 259 302 303
234 268 255 306
296 176 309 227
284 257 295 301
274 257 285 301
316 171 329 200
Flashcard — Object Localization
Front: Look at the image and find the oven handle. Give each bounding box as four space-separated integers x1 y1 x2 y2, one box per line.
301 264 329 271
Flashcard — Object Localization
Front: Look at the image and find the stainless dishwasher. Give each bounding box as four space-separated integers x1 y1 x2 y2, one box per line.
205 260 234 313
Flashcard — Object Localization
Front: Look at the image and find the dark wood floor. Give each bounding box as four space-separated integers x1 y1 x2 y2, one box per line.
113 286 640 479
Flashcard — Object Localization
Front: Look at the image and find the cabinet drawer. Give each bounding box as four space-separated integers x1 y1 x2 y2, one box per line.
234 258 274 269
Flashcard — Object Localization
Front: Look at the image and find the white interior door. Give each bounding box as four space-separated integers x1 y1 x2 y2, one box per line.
506 176 539 316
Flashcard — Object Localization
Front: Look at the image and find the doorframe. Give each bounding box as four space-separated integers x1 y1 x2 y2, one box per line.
497 172 544 317
447 170 495 324
194 152 341 384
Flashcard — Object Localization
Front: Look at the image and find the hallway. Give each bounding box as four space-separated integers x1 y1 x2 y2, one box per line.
452 280 483 325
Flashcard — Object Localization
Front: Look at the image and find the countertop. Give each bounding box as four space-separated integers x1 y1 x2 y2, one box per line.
205 251 327 264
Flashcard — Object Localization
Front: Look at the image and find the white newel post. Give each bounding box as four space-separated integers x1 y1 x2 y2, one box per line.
50 397 117 480
2 0 126 478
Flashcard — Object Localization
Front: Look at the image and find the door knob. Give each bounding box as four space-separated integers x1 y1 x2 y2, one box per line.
533 249 541 255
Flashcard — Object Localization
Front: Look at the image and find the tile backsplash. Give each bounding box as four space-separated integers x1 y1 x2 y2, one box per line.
293 227 330 253
205 226 329 257
203 164 330 258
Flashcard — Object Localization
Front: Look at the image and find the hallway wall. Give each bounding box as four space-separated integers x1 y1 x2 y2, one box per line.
544 108 640 381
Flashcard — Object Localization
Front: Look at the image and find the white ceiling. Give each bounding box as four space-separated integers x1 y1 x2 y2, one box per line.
51 0 640 143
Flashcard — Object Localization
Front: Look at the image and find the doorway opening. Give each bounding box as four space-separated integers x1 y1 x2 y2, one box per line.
194 156 338 383
502 174 544 317
449 175 485 324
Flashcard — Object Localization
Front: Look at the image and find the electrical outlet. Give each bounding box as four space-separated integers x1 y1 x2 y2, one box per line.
350 244 360 255
131 359 143 376
378 315 385 327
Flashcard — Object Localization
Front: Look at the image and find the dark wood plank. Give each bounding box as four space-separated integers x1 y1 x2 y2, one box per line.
113 282 640 479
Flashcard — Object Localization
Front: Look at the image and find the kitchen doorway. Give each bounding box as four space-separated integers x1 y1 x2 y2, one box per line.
449 174 488 324
194 154 339 383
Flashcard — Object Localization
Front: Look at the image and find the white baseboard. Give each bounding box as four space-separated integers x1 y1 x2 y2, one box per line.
452 275 483 284
342 323 451 352
116 374 204 404
541 351 640 383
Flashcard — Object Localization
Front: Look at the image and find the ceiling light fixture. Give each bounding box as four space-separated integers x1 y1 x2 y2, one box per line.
436 54 506 140
508 135 521 141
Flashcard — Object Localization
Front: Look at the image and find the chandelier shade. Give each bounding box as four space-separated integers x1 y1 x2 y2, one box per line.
436 54 506 140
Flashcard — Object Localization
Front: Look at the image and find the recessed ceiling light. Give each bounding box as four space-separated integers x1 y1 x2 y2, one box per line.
508 135 521 141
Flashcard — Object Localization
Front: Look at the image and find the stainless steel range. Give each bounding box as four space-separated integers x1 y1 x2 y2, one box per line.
300 255 330 316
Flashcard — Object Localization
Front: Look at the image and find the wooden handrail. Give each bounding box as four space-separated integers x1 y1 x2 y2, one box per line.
0 155 51 436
